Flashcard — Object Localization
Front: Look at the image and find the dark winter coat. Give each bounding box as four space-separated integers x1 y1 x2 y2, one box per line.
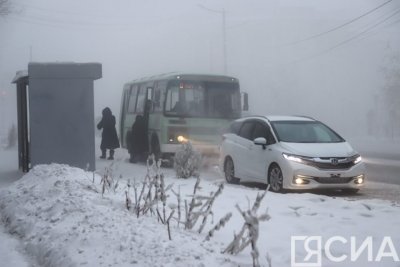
128 115 147 156
97 107 120 150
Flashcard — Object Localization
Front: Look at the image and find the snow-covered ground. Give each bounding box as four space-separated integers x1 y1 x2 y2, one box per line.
1 147 400 267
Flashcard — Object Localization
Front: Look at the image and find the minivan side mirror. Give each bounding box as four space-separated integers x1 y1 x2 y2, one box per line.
254 137 267 149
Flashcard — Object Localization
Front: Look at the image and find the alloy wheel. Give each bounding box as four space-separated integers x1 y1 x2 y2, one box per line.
224 158 238 184
269 165 283 192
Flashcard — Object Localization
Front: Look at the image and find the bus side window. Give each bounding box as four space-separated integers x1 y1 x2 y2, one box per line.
154 80 167 113
165 86 179 112
136 85 146 113
121 87 129 113
154 90 161 108
128 85 138 113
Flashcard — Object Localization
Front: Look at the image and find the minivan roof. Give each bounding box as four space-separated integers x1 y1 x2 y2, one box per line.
266 115 315 122
239 115 315 122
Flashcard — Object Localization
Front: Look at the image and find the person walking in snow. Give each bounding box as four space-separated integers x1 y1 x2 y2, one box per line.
97 107 120 160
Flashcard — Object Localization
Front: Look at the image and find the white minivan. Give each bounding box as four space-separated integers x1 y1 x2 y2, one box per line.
220 115 365 193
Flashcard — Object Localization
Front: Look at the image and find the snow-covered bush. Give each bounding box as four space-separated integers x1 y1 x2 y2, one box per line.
174 142 201 178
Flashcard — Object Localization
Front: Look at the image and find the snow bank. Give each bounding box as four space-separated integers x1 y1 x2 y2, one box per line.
1 162 400 267
0 225 30 267
0 164 230 267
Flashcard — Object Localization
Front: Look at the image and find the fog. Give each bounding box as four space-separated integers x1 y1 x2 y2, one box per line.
1 0 399 141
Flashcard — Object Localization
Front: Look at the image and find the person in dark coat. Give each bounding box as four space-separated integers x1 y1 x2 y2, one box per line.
97 107 120 160
128 115 147 163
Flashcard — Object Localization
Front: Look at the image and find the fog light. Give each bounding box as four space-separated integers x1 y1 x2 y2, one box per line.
354 175 364 184
293 175 310 185
295 178 304 184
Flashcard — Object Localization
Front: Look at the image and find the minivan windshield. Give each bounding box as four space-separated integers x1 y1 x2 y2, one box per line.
270 121 345 143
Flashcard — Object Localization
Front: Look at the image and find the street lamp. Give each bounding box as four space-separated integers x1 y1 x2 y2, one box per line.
198 4 227 74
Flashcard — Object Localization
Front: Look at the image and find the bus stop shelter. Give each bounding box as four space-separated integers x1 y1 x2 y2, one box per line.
12 62 102 172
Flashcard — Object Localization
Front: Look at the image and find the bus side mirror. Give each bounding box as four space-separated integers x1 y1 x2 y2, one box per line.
242 92 249 111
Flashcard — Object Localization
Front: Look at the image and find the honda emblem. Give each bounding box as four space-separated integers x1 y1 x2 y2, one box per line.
331 158 339 165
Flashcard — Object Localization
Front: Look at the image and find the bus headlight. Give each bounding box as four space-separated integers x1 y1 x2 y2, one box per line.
177 135 188 143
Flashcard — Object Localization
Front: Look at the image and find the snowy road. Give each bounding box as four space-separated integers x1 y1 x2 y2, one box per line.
95 148 400 205
363 156 400 185
1 147 400 203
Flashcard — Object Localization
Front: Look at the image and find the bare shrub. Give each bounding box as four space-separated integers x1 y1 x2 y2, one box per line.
224 189 271 267
184 177 224 233
100 162 120 197
204 212 232 241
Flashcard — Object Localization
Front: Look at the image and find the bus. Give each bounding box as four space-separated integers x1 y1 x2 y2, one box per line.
119 73 248 163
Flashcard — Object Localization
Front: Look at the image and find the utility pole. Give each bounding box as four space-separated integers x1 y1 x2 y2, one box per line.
198 5 227 74
222 8 227 74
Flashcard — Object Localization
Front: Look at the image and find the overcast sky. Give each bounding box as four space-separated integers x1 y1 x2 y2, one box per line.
0 0 399 138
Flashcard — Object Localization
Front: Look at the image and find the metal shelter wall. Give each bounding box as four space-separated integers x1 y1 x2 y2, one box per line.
12 71 29 172
12 62 102 172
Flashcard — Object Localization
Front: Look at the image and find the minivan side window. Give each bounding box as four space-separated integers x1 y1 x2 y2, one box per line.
266 127 276 144
252 123 267 140
252 122 276 145
238 121 254 140
230 121 242 134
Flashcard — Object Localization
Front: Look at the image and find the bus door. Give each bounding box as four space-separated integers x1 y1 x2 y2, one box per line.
143 84 154 153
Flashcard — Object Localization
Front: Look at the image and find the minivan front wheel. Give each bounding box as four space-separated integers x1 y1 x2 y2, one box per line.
224 157 239 184
269 164 283 192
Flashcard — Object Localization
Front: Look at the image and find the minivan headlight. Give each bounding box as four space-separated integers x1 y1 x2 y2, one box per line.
282 153 304 163
353 155 362 164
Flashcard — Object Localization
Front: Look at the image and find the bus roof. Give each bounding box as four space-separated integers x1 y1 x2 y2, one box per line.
125 73 239 85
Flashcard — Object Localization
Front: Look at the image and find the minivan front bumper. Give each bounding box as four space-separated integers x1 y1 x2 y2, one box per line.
280 160 366 190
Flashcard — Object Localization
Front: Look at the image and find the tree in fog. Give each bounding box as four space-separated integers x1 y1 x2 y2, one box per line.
382 47 400 138
0 0 10 16
368 47 400 138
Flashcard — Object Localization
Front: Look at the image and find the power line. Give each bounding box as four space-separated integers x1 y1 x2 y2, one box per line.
354 12 400 42
293 8 400 64
323 9 400 53
5 11 179 32
283 0 394 46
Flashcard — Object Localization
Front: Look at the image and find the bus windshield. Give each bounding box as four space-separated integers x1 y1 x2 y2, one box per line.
164 80 241 118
